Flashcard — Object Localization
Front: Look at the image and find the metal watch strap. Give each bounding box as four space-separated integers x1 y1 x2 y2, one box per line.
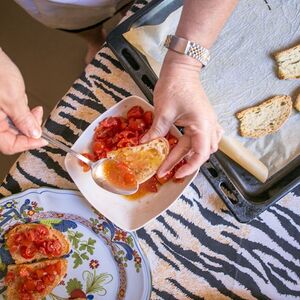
164 35 210 66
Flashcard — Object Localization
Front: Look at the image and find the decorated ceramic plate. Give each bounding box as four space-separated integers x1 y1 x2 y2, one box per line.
0 188 151 300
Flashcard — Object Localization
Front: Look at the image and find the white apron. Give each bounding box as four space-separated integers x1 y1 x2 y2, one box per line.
14 0 131 30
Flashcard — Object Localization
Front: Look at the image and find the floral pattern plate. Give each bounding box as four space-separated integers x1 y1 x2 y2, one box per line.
0 188 151 300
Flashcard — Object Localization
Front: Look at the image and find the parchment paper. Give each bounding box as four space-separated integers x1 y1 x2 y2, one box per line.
123 0 300 177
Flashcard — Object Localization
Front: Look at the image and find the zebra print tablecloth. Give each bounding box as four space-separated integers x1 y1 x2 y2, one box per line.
1 1 299 299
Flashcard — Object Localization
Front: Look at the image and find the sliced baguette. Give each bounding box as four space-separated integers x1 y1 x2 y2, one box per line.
6 223 71 265
295 93 300 112
6 258 67 300
107 137 169 184
274 44 300 79
236 95 292 138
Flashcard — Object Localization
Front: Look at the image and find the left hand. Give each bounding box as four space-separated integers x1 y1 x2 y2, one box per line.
141 60 223 178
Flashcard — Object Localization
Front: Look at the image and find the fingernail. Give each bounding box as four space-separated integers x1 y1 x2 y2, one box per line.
41 139 48 146
175 172 183 179
140 135 148 143
31 128 41 138
157 170 166 178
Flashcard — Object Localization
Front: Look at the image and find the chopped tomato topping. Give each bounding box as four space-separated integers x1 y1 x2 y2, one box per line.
128 118 146 132
42 273 56 284
20 294 34 300
4 271 15 284
156 169 175 184
20 245 36 259
19 267 30 278
141 177 158 193
14 261 62 298
22 280 36 292
8 224 63 260
127 106 144 119
167 134 178 150
79 153 96 172
45 239 62 257
143 111 153 127
103 160 137 190
36 224 49 236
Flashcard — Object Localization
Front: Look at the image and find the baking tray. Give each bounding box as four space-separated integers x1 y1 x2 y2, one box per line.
107 0 300 222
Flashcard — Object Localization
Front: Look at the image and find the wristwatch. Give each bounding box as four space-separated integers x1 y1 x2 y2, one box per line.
164 35 210 66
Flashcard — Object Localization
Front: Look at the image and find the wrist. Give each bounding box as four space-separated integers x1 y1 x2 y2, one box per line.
160 50 203 79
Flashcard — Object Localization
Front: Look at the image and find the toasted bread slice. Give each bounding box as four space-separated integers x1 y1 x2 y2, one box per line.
107 137 169 183
295 93 300 112
6 259 67 300
6 223 70 264
236 95 292 138
274 44 300 79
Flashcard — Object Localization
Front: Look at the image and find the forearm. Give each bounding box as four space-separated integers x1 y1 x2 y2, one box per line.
162 0 238 72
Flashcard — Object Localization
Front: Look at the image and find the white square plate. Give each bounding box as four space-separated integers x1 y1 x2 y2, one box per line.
65 96 198 231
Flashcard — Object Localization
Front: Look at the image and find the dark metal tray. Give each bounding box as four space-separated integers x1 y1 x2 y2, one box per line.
107 0 300 222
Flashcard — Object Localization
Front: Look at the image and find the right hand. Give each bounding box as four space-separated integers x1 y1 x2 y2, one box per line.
0 49 47 155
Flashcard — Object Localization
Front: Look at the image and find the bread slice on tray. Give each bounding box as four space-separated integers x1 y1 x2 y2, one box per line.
5 258 67 300
6 223 70 264
107 137 169 184
236 95 292 138
295 93 300 112
274 44 300 79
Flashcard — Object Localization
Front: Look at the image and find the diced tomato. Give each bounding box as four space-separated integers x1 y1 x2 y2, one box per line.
24 229 35 242
119 117 128 130
79 153 95 172
13 233 23 244
55 260 62 274
127 106 144 119
128 118 146 132
35 224 49 236
94 126 115 139
20 293 34 300
100 117 119 128
36 240 47 253
45 264 55 275
143 111 153 127
117 130 137 140
52 240 62 256
10 244 19 253
36 269 46 278
141 177 158 193
42 273 55 284
22 280 36 292
19 267 30 278
4 271 15 284
93 140 106 154
167 134 178 149
20 245 36 259
117 137 139 148
173 159 186 173
45 239 62 257
95 151 107 160
35 280 46 293
156 169 175 184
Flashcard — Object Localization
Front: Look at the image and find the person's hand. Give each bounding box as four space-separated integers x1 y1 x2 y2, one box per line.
0 49 47 155
141 58 223 178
